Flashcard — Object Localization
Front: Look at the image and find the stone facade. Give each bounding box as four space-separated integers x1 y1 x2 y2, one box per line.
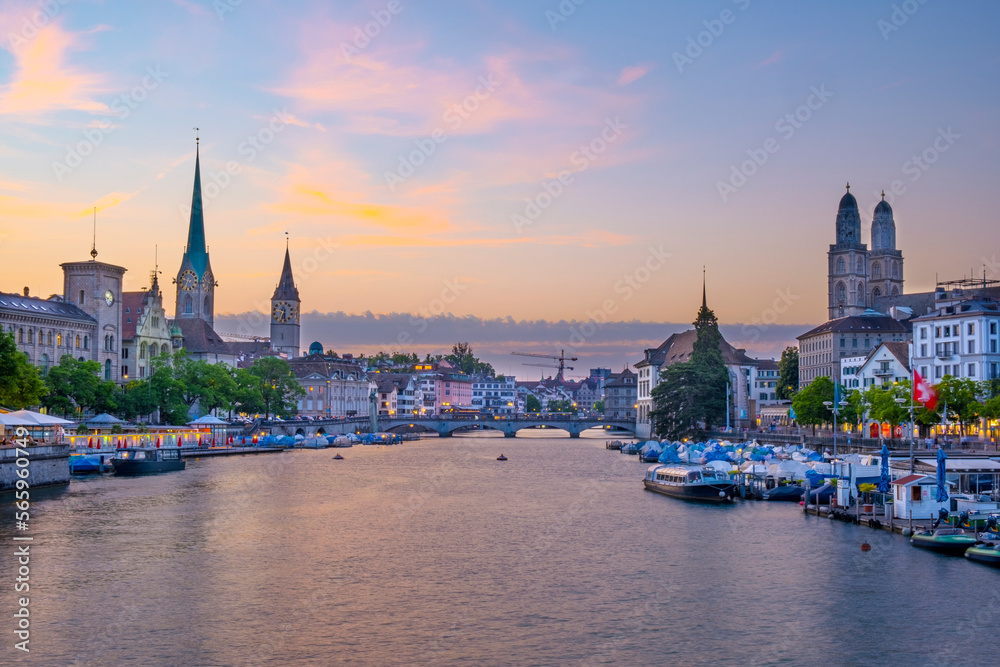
0 289 97 374
61 259 126 381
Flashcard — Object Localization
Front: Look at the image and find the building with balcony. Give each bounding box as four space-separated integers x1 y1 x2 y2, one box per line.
910 296 1000 383
855 341 911 389
471 375 517 415
798 311 911 387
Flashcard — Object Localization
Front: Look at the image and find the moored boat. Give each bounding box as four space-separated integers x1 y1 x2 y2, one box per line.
964 543 1000 567
761 485 805 502
643 464 736 503
909 528 977 555
111 447 185 476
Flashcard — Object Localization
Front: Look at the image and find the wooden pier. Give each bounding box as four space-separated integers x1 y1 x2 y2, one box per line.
180 446 286 458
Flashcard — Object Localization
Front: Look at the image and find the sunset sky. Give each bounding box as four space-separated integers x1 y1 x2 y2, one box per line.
2 1 998 376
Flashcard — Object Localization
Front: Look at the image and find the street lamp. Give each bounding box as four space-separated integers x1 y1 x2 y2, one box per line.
823 398 849 460
895 395 916 473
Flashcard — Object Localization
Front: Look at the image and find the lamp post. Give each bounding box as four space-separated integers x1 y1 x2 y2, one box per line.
823 398 849 460
895 395 916 473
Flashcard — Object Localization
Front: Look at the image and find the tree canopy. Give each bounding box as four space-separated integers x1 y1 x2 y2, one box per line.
649 298 729 439
0 331 46 409
776 346 799 400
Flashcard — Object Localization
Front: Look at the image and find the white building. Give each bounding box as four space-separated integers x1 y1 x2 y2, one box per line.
840 354 867 391
856 341 911 389
471 375 517 415
910 295 1000 383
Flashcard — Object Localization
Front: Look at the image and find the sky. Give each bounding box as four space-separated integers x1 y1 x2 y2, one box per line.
2 0 998 378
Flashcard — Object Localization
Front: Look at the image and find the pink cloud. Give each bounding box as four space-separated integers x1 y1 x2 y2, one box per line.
617 62 654 86
0 22 110 117
753 49 784 69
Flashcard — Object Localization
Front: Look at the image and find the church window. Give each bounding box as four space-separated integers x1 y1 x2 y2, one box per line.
891 262 898 278
79 290 85 305
140 343 146 359
836 257 845 274
857 258 864 274
185 295 193 314
891 285 898 296
104 359 111 381
872 262 881 279
162 343 169 356
872 287 881 300
857 282 865 306
836 282 846 304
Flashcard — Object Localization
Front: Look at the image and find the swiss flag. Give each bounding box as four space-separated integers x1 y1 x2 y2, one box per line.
914 369 938 410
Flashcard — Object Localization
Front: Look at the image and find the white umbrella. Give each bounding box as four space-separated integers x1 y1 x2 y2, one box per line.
6 410 73 426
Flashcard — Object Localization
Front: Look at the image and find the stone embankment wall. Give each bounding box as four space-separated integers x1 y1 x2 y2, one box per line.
0 444 71 492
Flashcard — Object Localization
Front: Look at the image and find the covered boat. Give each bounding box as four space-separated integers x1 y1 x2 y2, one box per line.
762 485 805 502
964 543 1000 567
909 528 977 555
643 464 736 503
111 447 185 476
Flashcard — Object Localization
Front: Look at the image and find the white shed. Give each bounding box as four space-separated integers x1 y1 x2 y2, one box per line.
891 474 949 520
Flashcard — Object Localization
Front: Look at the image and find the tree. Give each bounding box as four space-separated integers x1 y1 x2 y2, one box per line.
116 380 160 421
446 342 494 376
776 346 799 400
0 332 47 409
247 356 304 419
649 298 729 439
231 367 265 417
791 376 834 435
525 395 541 413
41 355 111 416
547 399 577 414
594 400 605 414
937 376 982 435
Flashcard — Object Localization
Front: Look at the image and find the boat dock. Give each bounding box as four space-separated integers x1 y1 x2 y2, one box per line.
180 446 286 458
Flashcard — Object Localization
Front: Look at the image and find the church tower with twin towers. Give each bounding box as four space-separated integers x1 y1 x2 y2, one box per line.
827 184 904 320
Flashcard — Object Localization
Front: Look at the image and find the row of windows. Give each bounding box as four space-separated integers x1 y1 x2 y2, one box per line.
921 363 999 380
834 257 900 278
919 322 998 340
13 327 89 349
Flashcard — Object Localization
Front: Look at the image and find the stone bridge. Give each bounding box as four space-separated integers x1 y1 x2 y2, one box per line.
267 416 636 439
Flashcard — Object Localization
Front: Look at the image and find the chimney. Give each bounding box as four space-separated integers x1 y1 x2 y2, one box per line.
23 286 29 297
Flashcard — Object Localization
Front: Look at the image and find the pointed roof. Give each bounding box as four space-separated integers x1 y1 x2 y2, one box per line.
272 244 299 301
184 144 209 277
702 267 707 310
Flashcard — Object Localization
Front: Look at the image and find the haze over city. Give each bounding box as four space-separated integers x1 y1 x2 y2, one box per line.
2 0 998 375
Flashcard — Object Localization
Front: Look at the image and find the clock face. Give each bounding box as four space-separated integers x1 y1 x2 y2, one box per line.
272 301 296 323
105 290 115 306
203 269 214 291
178 270 197 291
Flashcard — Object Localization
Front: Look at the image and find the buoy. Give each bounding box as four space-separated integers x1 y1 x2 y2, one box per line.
497 454 507 461
333 454 344 460
861 542 871 552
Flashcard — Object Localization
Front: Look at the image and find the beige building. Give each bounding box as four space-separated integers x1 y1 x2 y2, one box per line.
121 272 173 380
797 312 910 387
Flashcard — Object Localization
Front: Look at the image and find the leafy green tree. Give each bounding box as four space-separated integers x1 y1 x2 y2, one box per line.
594 400 605 414
791 376 834 435
446 342 494 376
547 399 578 414
41 355 104 416
0 332 46 409
776 346 799 400
649 298 729 439
937 376 982 435
231 367 265 417
116 380 159 421
862 382 908 427
525 395 541 413
247 356 304 419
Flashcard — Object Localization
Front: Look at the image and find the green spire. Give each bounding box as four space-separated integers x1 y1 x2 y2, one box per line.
184 142 208 277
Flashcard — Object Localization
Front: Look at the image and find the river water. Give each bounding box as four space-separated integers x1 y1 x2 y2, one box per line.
3 432 997 666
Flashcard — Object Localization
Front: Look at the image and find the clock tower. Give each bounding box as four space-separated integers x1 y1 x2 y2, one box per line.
174 139 216 328
270 242 300 359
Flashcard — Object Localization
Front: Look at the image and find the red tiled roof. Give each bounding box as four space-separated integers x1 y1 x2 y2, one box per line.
121 292 145 341
891 474 929 486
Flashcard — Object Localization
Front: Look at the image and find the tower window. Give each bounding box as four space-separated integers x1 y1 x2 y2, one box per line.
836 257 844 274
185 295 193 314
836 282 846 304
79 290 85 305
872 262 881 279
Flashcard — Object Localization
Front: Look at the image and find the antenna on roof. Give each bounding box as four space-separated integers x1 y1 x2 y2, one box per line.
90 207 98 259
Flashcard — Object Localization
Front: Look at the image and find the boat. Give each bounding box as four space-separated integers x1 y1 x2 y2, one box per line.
964 543 1000 567
761 485 805 502
68 453 111 474
909 528 978 555
643 464 737 503
497 454 507 461
110 447 185 476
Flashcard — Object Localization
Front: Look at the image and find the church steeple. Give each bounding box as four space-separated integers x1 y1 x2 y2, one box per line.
174 133 215 328
270 236 301 359
702 266 707 310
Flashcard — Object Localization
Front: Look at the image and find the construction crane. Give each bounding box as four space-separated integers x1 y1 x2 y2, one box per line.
511 349 578 382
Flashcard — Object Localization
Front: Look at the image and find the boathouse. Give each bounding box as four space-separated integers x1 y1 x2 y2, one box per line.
891 474 948 520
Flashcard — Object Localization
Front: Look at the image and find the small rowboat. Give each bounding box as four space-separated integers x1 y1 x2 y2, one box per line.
910 528 977 555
